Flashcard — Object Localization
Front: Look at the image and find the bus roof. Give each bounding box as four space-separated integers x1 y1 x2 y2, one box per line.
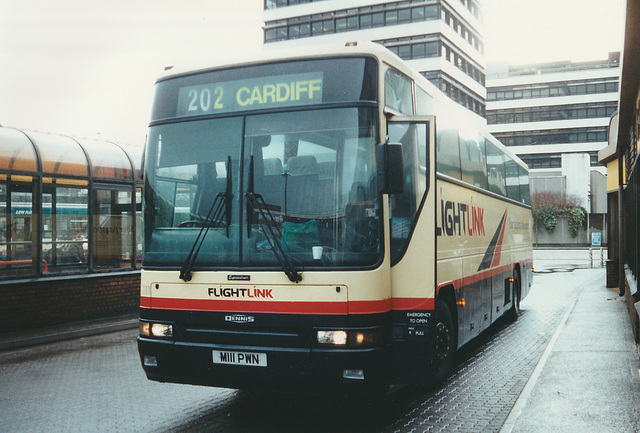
158 41 401 81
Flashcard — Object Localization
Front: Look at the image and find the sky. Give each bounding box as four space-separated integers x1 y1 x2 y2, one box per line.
0 0 626 146
482 0 625 65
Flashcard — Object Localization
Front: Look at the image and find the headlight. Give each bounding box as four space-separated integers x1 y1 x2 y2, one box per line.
317 330 348 345
140 321 173 338
355 332 374 345
151 323 173 338
139 322 150 337
316 328 382 347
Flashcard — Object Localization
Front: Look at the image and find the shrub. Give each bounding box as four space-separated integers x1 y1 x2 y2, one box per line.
567 207 587 237
534 205 560 232
531 191 587 237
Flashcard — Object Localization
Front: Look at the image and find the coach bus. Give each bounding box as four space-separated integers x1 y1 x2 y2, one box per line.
137 42 533 394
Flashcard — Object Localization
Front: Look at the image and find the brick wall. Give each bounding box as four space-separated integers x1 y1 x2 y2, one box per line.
0 271 140 332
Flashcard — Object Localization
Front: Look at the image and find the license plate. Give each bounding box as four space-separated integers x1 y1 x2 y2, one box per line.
212 350 267 367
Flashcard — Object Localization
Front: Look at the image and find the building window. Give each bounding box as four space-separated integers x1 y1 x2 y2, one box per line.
494 127 608 146
385 10 398 26
519 154 562 169
422 71 485 117
487 102 617 124
360 13 372 28
372 11 384 27
487 77 619 101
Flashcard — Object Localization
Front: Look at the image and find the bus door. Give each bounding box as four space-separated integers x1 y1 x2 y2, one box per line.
386 116 436 298
385 115 437 383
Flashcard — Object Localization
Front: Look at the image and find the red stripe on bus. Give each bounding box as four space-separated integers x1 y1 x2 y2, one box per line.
140 261 530 314
141 296 438 314
462 262 513 286
439 260 528 291
150 297 349 314
140 296 349 315
391 297 435 310
140 297 394 315
349 299 391 314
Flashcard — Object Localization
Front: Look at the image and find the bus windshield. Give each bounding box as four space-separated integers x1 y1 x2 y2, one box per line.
143 106 381 271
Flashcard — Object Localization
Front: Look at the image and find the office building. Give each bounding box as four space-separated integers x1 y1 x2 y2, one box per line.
486 55 620 215
486 55 620 170
263 0 486 118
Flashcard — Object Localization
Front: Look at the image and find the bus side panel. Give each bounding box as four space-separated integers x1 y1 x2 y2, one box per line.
459 260 491 343
491 267 512 322
436 178 533 345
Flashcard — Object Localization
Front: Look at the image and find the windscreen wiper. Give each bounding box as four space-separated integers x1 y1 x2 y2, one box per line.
246 191 302 283
179 157 232 282
245 155 301 283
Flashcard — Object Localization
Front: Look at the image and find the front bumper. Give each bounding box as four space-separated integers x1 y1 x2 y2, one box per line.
138 337 390 394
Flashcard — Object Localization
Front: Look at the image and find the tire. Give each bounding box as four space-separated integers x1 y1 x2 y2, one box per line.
432 298 456 387
507 271 521 322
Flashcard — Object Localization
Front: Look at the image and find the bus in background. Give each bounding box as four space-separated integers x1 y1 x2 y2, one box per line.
137 42 533 394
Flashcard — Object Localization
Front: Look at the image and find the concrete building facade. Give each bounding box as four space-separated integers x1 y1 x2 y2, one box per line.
486 56 620 176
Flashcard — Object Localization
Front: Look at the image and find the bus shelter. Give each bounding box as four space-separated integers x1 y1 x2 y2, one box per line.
0 127 143 279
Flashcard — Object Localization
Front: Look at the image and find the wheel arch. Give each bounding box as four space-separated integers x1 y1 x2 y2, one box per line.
436 283 458 346
513 262 522 298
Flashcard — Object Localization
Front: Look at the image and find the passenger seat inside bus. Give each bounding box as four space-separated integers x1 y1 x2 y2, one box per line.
263 157 283 176
285 155 319 217
316 161 337 216
258 157 285 210
192 164 220 221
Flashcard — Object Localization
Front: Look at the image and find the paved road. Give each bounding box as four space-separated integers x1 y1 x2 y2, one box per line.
0 266 632 432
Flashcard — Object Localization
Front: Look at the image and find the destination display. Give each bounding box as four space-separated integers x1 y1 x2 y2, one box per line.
177 72 324 117
150 58 377 121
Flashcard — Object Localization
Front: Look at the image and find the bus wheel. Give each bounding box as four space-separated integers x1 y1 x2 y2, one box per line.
507 272 521 321
432 299 455 386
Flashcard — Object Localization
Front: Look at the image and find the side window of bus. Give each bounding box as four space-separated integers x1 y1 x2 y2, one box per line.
388 121 428 264
385 68 413 115
505 157 521 202
436 127 461 179
416 87 434 115
486 140 506 196
519 165 531 205
459 129 487 189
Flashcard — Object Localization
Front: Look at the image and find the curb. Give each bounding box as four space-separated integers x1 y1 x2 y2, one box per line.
0 314 139 352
